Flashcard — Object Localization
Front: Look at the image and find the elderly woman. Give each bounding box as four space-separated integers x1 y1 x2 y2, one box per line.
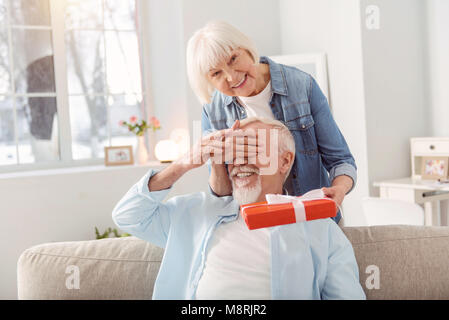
186 21 356 224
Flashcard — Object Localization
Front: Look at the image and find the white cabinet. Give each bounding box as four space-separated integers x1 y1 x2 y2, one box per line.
374 137 449 226
411 137 449 179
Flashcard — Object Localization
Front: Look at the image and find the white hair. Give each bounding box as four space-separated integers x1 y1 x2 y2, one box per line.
186 20 260 105
239 117 296 181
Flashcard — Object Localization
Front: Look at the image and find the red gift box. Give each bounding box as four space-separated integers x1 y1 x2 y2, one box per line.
240 197 337 230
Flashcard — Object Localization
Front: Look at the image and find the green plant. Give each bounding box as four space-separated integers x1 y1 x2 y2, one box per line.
119 115 161 136
95 226 131 239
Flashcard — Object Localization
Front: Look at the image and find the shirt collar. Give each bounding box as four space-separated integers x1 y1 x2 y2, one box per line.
224 56 288 107
261 56 288 96
215 199 240 217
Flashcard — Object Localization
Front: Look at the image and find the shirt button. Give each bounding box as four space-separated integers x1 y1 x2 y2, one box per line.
293 174 297 179
301 124 306 129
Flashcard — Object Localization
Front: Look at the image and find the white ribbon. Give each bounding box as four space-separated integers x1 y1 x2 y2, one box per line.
265 189 335 223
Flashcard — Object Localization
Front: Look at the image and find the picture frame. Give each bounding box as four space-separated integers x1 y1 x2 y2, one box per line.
104 145 134 166
420 156 449 180
269 53 329 105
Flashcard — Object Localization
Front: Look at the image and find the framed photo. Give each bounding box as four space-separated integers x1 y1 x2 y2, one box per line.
269 53 329 104
104 146 134 166
420 156 449 180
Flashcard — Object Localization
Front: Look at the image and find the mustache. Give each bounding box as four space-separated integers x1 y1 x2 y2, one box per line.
230 165 260 177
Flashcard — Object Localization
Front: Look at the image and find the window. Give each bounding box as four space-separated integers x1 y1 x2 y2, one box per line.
0 0 148 171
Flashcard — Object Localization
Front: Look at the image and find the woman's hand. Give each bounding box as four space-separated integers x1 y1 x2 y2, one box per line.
208 121 242 196
218 120 261 165
180 120 259 169
321 175 354 207
321 185 346 208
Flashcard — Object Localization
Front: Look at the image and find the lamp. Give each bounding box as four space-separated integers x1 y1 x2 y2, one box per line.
170 128 190 155
154 139 179 163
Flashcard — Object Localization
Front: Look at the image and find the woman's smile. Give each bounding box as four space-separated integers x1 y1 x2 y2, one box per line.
231 74 248 89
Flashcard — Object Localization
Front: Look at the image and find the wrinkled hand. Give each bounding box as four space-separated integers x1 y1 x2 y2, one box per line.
321 185 346 208
180 120 260 169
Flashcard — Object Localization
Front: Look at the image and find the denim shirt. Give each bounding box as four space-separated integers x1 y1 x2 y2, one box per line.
201 56 357 224
112 169 366 300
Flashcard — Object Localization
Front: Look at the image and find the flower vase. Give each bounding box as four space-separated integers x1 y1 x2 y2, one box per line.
136 135 149 165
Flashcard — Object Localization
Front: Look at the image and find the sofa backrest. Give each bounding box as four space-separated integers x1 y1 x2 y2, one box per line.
17 225 449 299
17 237 163 300
342 225 449 299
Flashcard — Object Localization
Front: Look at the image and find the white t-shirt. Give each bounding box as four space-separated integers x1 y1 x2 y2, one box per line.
195 214 271 299
238 80 275 119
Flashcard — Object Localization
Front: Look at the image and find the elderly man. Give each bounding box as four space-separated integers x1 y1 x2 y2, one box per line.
112 117 365 300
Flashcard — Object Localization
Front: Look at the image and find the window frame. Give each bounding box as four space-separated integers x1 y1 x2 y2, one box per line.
0 0 152 173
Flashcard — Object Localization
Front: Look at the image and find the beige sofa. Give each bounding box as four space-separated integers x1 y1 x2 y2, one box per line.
17 225 449 299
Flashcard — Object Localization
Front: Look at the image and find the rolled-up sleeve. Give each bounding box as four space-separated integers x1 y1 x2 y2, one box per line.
111 169 173 248
329 163 357 194
309 77 357 194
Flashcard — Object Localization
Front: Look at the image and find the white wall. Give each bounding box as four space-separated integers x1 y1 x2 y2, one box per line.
425 0 449 224
426 0 449 137
358 0 448 225
142 0 190 155
279 0 437 226
0 164 209 299
279 0 370 226
360 0 430 195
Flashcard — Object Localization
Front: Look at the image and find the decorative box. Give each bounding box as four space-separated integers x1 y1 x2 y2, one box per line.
240 192 337 230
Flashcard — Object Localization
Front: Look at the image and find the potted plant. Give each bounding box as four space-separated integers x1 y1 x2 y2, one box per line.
119 116 161 164
95 227 131 239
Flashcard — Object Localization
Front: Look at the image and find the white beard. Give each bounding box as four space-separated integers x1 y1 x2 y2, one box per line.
232 175 263 205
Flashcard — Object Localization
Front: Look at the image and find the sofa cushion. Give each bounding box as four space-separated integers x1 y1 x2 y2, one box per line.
17 225 449 299
17 236 163 299
342 225 449 299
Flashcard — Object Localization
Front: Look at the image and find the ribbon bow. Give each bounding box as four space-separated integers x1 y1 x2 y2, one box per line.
265 189 336 223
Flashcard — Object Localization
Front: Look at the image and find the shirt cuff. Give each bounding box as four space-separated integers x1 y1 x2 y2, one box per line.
329 163 357 194
136 168 172 201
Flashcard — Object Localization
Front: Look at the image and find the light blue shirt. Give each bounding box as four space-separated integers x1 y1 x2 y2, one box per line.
112 169 366 300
